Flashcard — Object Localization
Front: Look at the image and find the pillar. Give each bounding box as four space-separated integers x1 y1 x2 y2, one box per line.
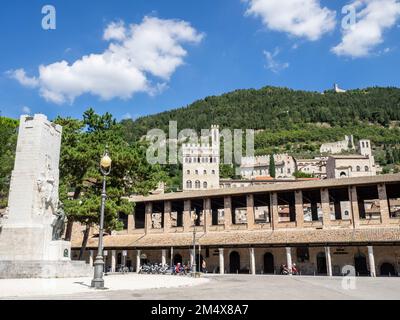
224 196 232 230
320 188 331 228
164 201 171 233
246 194 255 230
378 184 390 225
368 246 376 277
190 248 194 267
127 214 135 233
161 249 167 266
285 247 292 275
183 200 191 232
136 250 141 274
271 192 279 229
349 186 360 227
219 248 224 274
295 190 304 228
204 198 212 232
249 248 256 275
325 246 333 277
145 202 153 234
89 250 94 267
111 250 116 272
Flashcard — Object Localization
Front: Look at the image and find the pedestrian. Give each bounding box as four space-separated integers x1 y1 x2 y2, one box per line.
202 259 207 273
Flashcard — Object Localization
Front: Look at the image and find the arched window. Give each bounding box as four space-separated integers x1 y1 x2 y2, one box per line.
203 170 207 174
195 170 199 175
203 181 208 189
365 166 369 172
186 181 192 189
356 166 361 172
195 180 200 189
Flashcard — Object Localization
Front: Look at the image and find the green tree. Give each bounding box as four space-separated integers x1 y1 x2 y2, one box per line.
269 155 276 178
55 109 167 259
0 117 18 209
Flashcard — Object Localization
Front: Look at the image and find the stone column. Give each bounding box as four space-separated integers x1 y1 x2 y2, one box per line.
161 249 167 266
295 190 304 228
378 184 390 225
349 186 360 228
89 250 94 267
127 214 135 233
368 246 376 277
111 250 116 272
190 249 194 266
325 246 333 277
224 196 232 230
320 188 331 228
219 248 225 274
145 202 153 234
249 248 256 275
271 192 279 229
204 198 212 232
286 247 292 275
183 200 192 232
136 250 141 274
246 194 255 230
164 201 172 233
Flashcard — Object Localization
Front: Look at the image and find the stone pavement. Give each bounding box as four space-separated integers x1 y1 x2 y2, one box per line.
2 274 400 300
0 274 209 299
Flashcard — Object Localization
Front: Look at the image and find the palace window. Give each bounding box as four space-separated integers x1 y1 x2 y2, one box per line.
203 170 207 174
187 170 190 174
195 180 201 189
203 182 208 188
212 170 215 174
195 170 199 175
186 181 192 189
365 166 369 172
356 166 361 172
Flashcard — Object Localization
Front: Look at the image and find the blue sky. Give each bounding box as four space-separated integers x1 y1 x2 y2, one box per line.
1 0 400 121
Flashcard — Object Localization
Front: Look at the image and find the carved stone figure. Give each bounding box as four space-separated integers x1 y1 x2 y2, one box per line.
152 212 162 229
51 201 66 240
37 155 57 216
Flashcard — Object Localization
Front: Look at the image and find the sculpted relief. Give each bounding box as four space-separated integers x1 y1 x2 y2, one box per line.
152 212 162 229
37 154 58 216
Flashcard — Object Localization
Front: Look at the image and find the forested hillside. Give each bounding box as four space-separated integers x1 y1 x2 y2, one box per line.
121 86 400 174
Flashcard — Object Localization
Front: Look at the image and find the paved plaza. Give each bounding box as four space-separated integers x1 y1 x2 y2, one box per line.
1 274 400 300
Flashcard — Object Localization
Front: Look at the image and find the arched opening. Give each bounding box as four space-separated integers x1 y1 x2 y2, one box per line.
380 262 396 276
263 252 274 274
195 180 200 189
186 180 192 189
354 253 369 276
340 172 347 177
203 181 208 189
317 252 327 275
173 254 182 265
229 251 240 274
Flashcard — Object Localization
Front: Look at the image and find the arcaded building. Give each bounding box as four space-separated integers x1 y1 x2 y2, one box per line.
72 174 400 277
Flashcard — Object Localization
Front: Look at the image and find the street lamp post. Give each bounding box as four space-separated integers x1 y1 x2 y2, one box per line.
192 211 198 275
91 149 112 289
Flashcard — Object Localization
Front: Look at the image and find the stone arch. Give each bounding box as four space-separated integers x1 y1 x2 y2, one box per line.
380 262 397 276
263 252 274 274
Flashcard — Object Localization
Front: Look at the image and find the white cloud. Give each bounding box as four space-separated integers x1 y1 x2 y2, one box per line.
103 21 127 41
244 0 336 41
9 16 204 104
263 48 289 73
332 0 400 58
7 69 39 88
22 106 31 114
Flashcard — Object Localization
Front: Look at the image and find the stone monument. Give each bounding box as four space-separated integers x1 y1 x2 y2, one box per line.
0 114 92 278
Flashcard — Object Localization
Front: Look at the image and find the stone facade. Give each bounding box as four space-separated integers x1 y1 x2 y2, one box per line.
320 135 354 154
182 125 220 191
240 154 296 179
